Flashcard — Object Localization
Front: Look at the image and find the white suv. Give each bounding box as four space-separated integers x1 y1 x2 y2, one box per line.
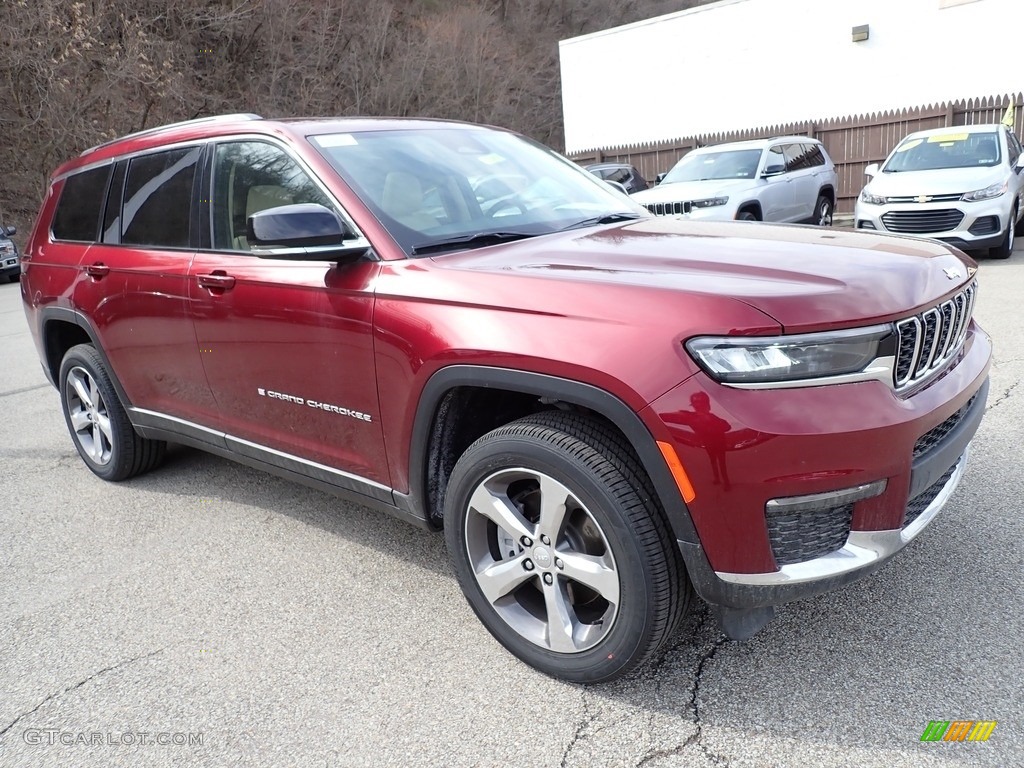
855 124 1024 259
632 137 838 225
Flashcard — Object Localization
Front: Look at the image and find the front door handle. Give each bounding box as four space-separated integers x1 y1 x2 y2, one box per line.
197 272 236 292
86 263 110 279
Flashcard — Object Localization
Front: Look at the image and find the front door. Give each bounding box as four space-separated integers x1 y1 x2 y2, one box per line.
758 145 793 222
189 139 389 486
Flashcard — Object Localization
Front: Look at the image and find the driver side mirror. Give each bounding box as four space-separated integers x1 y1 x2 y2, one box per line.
248 203 369 262
864 163 879 178
2 225 15 237
761 162 786 178
655 172 667 185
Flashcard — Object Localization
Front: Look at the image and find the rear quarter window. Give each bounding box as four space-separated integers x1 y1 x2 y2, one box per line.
51 166 111 242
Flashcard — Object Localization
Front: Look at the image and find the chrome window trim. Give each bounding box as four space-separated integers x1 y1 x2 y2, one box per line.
51 133 370 252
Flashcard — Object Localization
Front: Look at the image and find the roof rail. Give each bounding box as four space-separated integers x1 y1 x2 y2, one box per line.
81 113 263 156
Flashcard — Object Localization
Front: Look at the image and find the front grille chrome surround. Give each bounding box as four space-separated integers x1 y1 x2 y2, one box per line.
894 282 975 390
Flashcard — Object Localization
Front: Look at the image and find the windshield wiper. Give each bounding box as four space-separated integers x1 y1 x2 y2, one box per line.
559 212 646 231
411 231 538 255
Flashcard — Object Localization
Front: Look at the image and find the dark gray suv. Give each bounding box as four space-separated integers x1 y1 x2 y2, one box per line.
0 225 18 282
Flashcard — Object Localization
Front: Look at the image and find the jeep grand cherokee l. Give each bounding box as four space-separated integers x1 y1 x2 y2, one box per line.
21 115 991 683
633 137 837 225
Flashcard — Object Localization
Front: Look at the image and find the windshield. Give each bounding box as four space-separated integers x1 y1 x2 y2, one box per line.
884 131 1002 172
661 149 763 183
310 128 647 255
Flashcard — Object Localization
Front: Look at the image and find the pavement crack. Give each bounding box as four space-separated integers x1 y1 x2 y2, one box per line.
985 381 1019 412
0 648 164 738
0 383 50 399
560 695 596 768
685 611 730 767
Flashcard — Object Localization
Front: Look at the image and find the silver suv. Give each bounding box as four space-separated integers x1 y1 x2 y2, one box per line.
855 124 1024 259
633 137 838 225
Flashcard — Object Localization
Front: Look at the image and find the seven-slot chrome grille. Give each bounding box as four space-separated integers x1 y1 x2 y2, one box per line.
644 201 692 216
894 282 975 390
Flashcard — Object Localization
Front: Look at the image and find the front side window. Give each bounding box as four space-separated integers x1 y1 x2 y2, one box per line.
311 128 645 255
121 147 201 248
661 149 763 183
883 131 1002 172
211 141 335 252
1004 129 1021 166
51 166 111 242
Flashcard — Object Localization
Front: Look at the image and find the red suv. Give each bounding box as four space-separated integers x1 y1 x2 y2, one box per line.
21 115 991 682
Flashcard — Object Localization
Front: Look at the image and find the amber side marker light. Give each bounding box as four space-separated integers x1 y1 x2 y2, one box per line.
657 441 696 503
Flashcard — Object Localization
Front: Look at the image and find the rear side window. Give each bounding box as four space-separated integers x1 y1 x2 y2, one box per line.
783 143 813 171
804 144 826 167
51 166 110 242
121 147 201 248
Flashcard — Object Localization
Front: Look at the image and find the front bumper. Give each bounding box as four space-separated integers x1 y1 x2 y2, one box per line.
0 253 19 279
644 321 991 622
855 197 1010 250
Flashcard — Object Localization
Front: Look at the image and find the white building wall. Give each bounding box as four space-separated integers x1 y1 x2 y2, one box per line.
559 0 1020 153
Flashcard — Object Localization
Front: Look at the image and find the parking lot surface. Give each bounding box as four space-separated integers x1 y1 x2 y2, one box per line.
1 247 1022 767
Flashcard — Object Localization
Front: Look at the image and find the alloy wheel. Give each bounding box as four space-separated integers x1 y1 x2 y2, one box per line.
463 467 620 653
65 366 114 466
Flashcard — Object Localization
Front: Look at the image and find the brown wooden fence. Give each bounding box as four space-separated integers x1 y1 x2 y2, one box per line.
570 93 1024 214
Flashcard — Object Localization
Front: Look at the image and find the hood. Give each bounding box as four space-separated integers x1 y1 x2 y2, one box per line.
632 178 756 204
865 166 1006 197
433 218 975 332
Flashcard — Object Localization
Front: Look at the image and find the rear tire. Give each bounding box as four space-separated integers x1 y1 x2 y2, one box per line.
443 411 691 683
991 209 1015 259
59 344 166 481
814 195 833 227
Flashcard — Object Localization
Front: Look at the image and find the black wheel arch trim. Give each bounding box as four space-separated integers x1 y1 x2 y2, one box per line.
38 306 134 407
404 365 705 552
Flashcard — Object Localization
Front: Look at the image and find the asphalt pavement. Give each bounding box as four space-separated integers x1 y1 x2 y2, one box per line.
0 246 1022 768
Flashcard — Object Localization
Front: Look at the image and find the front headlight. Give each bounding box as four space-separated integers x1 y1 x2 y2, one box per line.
685 326 893 386
962 181 1007 202
859 190 886 205
0 243 14 255
691 197 729 208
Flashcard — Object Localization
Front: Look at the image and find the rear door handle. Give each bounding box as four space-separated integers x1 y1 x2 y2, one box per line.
85 263 110 279
197 272 236 291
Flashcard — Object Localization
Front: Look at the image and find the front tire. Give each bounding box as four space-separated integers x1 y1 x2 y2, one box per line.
59 344 166 481
443 411 690 683
991 209 1015 259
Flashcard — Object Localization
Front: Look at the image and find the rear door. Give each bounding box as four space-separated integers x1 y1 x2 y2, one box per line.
72 147 218 424
782 143 818 221
189 139 389 488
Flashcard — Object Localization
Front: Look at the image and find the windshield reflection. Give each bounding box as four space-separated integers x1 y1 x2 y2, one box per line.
311 128 647 256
